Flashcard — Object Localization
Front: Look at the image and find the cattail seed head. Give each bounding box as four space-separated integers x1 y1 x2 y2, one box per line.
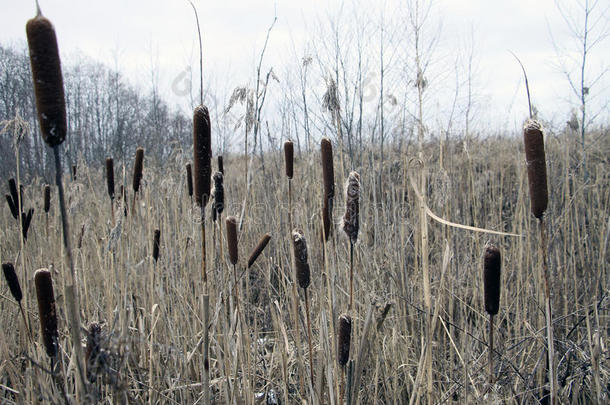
2 262 22 302
248 233 271 268
226 216 239 265
106 158 114 200
284 140 294 179
34 268 58 358
337 314 352 366
44 184 51 213
218 155 224 175
321 138 335 241
523 119 548 219
132 147 144 193
21 208 34 241
483 245 502 316
292 228 310 289
152 229 161 262
71 164 77 181
186 163 193 197
6 194 18 220
85 322 102 382
26 14 67 147
8 178 19 206
343 171 360 244
212 172 224 221
193 105 212 207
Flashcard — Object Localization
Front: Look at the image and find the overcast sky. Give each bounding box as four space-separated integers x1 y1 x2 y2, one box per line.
2 0 609 132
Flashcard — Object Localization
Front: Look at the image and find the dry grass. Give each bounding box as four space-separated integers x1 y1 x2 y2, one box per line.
0 131 608 404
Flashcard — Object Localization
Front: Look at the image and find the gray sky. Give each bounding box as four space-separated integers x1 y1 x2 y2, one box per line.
3 0 609 133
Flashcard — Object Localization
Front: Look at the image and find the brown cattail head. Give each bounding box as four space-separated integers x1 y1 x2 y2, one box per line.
284 140 294 179
523 119 548 219
71 164 77 181
85 322 102 382
106 158 114 200
26 14 67 147
218 155 224 175
226 216 239 265
6 194 18 220
152 229 161 262
34 268 58 358
2 262 22 302
212 172 224 222
8 178 19 206
248 233 271 268
483 245 502 316
342 171 360 244
132 147 144 193
321 137 335 241
337 313 352 366
43 184 51 212
193 105 212 207
186 163 193 197
292 228 310 289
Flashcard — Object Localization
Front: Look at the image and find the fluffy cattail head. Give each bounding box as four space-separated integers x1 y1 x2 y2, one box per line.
337 314 352 366
86 322 102 382
483 245 502 316
34 268 58 358
212 172 224 221
186 163 193 197
193 105 212 207
321 138 335 241
44 184 51 213
218 155 224 175
152 229 161 262
2 262 22 302
106 158 114 200
342 171 360 244
523 119 548 219
292 228 310 289
132 147 144 193
284 140 294 179
248 233 271 268
26 14 67 147
226 216 239 265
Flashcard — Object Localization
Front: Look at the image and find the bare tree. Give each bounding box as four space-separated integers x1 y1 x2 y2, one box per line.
552 0 609 180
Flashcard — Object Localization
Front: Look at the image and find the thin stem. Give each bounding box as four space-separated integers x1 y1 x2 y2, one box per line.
304 288 314 387
349 242 354 311
539 218 556 405
18 302 33 344
489 314 494 384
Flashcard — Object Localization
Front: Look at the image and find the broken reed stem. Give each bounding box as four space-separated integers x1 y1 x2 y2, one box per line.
304 288 314 387
539 218 556 404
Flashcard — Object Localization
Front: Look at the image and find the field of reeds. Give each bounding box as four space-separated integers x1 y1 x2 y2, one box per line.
1 125 608 403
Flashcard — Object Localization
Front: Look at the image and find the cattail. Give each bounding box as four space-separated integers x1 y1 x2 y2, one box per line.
21 208 34 241
8 178 19 206
337 314 352 366
26 13 67 147
212 172 224 222
226 216 239 265
2 262 22 302
218 155 224 175
6 194 18 220
321 137 335 241
72 164 77 181
343 171 360 244
186 163 193 198
152 229 161 262
284 140 294 179
43 184 51 213
106 158 114 200
193 105 212 207
132 147 144 194
483 245 502 316
85 322 102 382
34 268 58 358
247 233 271 268
292 228 310 289
523 119 548 219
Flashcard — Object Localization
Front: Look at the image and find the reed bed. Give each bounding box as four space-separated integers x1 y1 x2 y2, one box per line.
0 130 608 404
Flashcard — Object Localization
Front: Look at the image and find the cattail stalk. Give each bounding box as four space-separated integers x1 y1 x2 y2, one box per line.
27 9 87 398
523 119 555 404
343 171 360 310
483 245 501 383
292 229 314 386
